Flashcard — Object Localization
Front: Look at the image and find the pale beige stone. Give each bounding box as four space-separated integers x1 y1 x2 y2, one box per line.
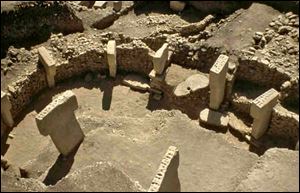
209 54 229 110
174 74 209 97
250 88 279 139
170 1 186 12
1 91 14 128
153 43 169 75
122 74 150 91
94 1 107 9
35 90 84 156
107 40 117 78
38 46 56 88
148 146 180 192
199 108 229 127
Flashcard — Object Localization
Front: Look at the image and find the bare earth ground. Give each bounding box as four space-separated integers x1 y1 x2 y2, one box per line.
5 76 257 191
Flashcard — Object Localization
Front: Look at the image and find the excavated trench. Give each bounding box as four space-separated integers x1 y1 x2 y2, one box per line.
1 1 299 192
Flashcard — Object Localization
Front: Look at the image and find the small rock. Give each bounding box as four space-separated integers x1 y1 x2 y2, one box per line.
278 26 291 34
170 1 186 12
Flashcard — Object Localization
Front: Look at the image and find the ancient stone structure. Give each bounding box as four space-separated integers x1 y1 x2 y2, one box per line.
209 54 229 110
199 108 229 127
94 1 107 9
107 40 117 78
35 90 84 156
153 43 169 75
113 1 122 12
148 146 180 192
1 91 14 128
174 74 209 97
250 88 279 139
38 46 57 88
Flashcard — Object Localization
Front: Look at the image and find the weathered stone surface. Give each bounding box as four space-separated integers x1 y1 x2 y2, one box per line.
209 54 229 110
228 112 251 136
148 146 180 192
107 40 117 78
174 74 209 97
122 74 150 91
38 46 56 88
35 90 84 156
170 1 186 12
199 108 229 127
94 1 107 9
250 88 279 139
48 162 143 192
235 148 299 192
1 91 14 128
153 43 169 75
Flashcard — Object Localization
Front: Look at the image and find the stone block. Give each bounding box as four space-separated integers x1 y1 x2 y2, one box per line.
209 54 229 110
122 74 150 91
170 1 186 12
113 1 122 12
94 1 107 9
250 88 279 139
38 46 56 88
153 43 169 75
107 40 117 78
35 90 84 156
199 108 229 127
174 74 209 97
1 91 14 128
148 146 180 192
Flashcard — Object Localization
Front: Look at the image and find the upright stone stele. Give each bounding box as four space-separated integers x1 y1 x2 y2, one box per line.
209 54 229 110
250 88 279 139
153 43 169 75
38 46 56 88
148 146 180 192
1 91 14 128
35 90 84 156
107 40 117 78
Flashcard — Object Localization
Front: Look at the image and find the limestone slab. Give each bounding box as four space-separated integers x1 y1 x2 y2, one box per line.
35 90 84 156
153 43 169 75
38 46 56 88
148 146 180 192
1 91 14 127
122 74 150 91
250 88 279 139
107 40 117 78
94 1 107 9
199 108 229 127
209 54 229 110
174 74 209 97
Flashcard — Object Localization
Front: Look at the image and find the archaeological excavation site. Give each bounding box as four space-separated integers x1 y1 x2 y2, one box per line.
1 1 299 192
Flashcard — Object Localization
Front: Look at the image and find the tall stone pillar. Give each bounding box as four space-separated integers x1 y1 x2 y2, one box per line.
209 54 229 110
250 88 279 139
148 146 180 192
35 90 84 156
107 40 117 78
38 46 56 88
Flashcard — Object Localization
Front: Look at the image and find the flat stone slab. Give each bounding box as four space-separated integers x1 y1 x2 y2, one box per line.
174 74 209 97
235 148 299 192
199 108 229 127
122 74 150 91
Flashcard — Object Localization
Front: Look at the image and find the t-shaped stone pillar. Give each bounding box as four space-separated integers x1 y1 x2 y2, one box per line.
250 88 279 139
38 46 56 88
1 91 14 128
148 146 180 192
209 54 229 110
35 90 84 156
107 40 117 78
153 43 169 75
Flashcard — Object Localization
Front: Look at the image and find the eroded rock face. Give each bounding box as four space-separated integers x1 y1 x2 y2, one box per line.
235 148 299 192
